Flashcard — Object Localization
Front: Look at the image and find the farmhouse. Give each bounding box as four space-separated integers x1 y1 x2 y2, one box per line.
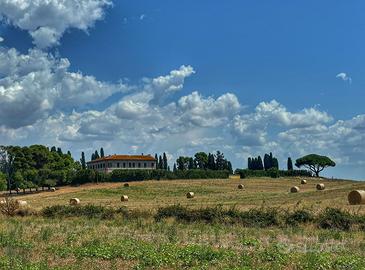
87 154 156 173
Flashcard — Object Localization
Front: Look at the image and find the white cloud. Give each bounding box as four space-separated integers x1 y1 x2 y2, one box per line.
0 47 124 128
336 72 352 84
0 0 112 48
139 14 146 20
0 37 4 42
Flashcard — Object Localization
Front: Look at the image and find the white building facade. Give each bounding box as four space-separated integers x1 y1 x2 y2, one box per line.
87 155 156 173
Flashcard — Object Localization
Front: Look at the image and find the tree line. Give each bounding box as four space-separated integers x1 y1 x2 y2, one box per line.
174 151 232 173
0 145 79 192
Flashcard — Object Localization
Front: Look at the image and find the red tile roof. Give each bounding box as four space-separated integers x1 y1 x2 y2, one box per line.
87 154 156 163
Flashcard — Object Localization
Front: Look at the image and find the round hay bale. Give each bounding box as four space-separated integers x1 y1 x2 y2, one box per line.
50 187 56 192
301 179 307 185
69 198 80 205
124 183 130 187
348 190 365 205
316 183 325 190
290 186 300 193
186 192 195 199
238 184 244 190
121 195 129 202
15 200 27 207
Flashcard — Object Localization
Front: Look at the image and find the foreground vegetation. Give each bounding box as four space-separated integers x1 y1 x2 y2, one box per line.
1 205 365 270
1 177 364 269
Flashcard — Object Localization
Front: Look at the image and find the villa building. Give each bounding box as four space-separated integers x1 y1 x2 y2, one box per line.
87 154 156 173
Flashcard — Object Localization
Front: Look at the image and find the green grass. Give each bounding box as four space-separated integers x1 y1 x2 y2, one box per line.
1 177 365 269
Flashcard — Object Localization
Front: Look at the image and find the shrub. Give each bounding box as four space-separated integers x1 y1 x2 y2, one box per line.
238 208 280 227
317 208 354 231
42 205 115 219
0 197 19 216
285 209 314 226
235 169 312 178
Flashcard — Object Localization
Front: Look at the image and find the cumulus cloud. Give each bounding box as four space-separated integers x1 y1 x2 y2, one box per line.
336 72 352 84
0 36 4 42
0 0 112 48
0 47 123 128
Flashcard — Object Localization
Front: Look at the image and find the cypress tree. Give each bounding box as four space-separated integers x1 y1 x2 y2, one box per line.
258 156 264 170
188 158 195 170
158 155 163 169
287 157 293 171
163 152 168 170
173 163 177 172
80 152 86 169
272 158 279 169
207 153 215 170
100 148 105 158
67 151 72 157
57 147 63 155
264 154 270 170
248 157 252 170
51 146 56 152
94 150 100 160
91 153 95 161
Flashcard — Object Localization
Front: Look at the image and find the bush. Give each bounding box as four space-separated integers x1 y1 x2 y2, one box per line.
238 208 280 227
235 169 312 179
0 197 19 216
0 172 7 191
42 205 115 219
317 208 354 231
155 205 280 227
285 209 314 226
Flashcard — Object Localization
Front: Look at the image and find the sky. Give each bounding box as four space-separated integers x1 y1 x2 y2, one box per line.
0 0 364 180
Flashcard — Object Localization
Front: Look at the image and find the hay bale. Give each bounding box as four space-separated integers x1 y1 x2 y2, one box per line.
124 183 130 187
121 195 129 202
348 190 365 205
15 200 27 207
290 186 300 193
237 184 244 190
50 187 56 192
316 183 325 190
69 198 80 205
301 179 307 185
186 192 195 199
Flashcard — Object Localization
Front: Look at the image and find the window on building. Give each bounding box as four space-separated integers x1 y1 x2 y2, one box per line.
138 163 141 168
133 163 135 168
117 162 120 168
123 163 126 168
151 163 154 168
129 163 131 168
144 163 147 168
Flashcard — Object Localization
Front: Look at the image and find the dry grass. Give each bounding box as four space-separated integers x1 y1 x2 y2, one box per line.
5 177 365 213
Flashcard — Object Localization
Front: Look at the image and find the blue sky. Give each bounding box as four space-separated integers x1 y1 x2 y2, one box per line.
0 1 364 179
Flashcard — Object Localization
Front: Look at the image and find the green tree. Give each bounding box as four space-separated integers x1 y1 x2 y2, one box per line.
247 157 252 169
158 155 163 169
287 157 293 171
100 148 105 158
0 172 6 191
94 150 100 160
295 154 336 177
188 158 195 170
215 151 226 170
173 163 177 172
257 156 264 170
80 152 86 169
207 153 216 170
194 152 208 169
57 147 63 155
163 153 168 170
176 156 190 171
